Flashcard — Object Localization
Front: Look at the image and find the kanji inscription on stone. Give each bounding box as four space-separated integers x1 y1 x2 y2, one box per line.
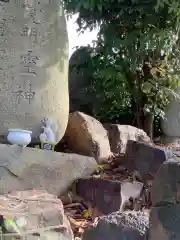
0 19 6 36
20 66 37 76
20 51 39 66
12 83 35 104
0 0 69 142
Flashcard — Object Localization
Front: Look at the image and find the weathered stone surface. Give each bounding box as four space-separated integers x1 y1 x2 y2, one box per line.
0 144 97 196
120 180 144 211
75 178 144 215
65 112 111 163
154 135 180 145
75 178 121 215
151 158 180 206
0 190 73 239
149 158 180 239
82 211 149 240
161 87 180 137
124 140 173 180
104 124 152 154
0 1 69 142
149 205 180 240
69 46 94 114
154 136 180 152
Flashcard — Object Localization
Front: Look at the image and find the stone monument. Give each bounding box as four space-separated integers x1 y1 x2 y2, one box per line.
0 0 69 142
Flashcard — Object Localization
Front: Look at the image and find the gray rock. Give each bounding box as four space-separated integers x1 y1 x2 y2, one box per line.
161 87 180 138
151 157 180 206
69 47 94 114
125 140 173 180
0 144 97 196
104 124 152 154
149 205 180 240
120 181 144 211
82 211 149 240
172 151 180 157
154 135 180 146
149 156 180 239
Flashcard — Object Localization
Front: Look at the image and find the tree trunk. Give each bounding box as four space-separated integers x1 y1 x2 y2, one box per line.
134 99 144 129
143 112 154 140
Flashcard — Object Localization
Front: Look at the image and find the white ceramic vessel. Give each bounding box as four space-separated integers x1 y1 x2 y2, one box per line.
7 129 32 147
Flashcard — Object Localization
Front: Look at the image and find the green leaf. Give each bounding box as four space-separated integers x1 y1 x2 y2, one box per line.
97 4 102 12
82 1 90 9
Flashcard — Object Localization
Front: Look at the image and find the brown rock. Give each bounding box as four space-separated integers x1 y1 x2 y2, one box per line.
75 178 144 215
65 112 111 163
104 124 152 154
0 190 73 239
75 178 121 215
0 144 97 196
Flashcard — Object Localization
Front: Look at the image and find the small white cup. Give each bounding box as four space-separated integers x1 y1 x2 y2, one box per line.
7 129 32 147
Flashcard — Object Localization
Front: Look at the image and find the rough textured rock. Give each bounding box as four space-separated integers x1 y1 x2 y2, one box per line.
104 124 152 154
75 178 121 215
75 178 144 215
151 157 180 206
82 211 149 240
161 87 180 137
154 135 180 145
0 190 73 239
149 158 180 239
69 46 94 114
149 205 180 240
0 1 69 142
0 144 97 195
120 180 144 211
154 136 180 152
65 112 111 163
124 140 173 180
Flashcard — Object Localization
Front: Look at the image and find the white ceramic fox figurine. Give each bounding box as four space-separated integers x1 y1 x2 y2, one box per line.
40 118 58 143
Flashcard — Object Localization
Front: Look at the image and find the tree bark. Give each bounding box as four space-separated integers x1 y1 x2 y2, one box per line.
143 112 154 140
133 98 144 130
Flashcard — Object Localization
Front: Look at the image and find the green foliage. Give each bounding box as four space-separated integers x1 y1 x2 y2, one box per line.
64 0 180 133
87 54 132 122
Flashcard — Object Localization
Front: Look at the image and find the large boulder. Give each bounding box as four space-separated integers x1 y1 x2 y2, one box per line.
104 124 152 154
75 178 121 215
161 87 180 137
69 46 94 114
0 190 73 239
149 157 180 240
0 0 69 142
74 178 144 215
151 158 180 206
124 140 173 181
65 112 111 163
82 211 149 240
0 144 97 195
149 205 180 240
